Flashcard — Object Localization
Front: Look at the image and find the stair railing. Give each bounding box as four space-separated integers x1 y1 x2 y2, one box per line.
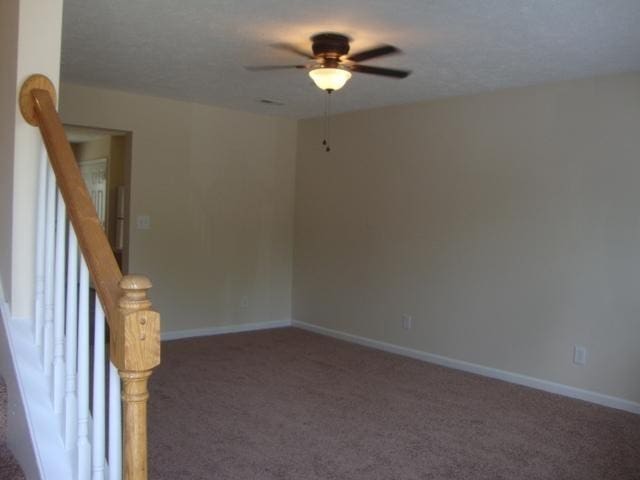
19 74 160 480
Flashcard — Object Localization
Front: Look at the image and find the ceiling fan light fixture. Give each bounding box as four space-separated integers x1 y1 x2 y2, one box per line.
309 66 352 91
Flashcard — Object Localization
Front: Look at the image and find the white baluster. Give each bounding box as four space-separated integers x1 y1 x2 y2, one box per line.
34 147 47 345
43 165 56 375
108 362 122 480
52 191 67 411
92 296 106 480
77 259 91 479
64 228 79 449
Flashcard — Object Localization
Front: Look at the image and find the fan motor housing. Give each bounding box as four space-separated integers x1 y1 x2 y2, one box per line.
311 33 351 60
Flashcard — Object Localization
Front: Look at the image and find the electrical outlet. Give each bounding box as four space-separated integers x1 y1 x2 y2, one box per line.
573 345 587 365
240 296 249 308
402 314 413 330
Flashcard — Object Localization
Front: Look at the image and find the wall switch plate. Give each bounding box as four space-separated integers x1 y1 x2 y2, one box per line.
136 215 151 230
402 314 413 330
573 345 587 365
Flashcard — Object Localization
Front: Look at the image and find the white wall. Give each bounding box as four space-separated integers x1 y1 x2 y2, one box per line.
0 0 20 309
60 85 297 334
294 73 640 404
10 0 63 318
0 1 64 477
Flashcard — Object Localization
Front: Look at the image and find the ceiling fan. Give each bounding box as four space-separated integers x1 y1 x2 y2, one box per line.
246 32 411 92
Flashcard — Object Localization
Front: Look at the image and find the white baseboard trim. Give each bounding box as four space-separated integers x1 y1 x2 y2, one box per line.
292 320 640 415
162 319 292 341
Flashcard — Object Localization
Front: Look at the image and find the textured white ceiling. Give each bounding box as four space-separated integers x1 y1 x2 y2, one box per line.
61 0 640 118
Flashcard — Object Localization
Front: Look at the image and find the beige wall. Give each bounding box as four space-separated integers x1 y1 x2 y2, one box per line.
72 135 111 162
294 73 640 404
60 85 297 333
0 0 19 305
58 73 640 404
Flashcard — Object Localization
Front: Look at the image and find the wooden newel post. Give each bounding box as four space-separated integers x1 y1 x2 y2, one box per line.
111 275 161 480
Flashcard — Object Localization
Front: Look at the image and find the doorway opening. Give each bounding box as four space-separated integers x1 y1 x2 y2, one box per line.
64 124 133 273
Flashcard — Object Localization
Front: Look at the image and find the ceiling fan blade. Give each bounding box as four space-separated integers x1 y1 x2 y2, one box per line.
245 65 307 71
349 64 411 78
271 42 315 59
347 45 400 63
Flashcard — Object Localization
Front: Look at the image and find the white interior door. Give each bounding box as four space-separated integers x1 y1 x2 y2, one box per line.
79 158 108 229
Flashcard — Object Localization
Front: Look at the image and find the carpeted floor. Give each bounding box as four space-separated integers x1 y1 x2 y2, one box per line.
148 327 640 480
0 377 26 480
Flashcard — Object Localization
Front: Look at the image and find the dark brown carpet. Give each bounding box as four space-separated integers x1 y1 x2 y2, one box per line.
149 327 640 480
0 377 25 480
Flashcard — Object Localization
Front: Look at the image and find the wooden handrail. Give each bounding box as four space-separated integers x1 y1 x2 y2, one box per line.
19 74 160 480
20 74 122 322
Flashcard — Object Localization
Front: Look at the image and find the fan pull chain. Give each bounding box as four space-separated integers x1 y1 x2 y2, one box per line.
322 90 332 152
322 92 327 148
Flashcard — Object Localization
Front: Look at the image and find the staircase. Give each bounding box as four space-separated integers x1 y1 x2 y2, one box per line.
0 74 161 480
